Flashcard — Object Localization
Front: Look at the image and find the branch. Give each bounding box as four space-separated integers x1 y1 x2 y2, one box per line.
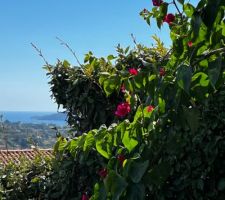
192 47 225 66
56 37 82 67
31 43 50 67
173 0 183 19
131 33 138 48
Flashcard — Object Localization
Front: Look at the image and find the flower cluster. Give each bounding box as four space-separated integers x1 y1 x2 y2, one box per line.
129 68 138 75
115 102 131 117
163 13 175 25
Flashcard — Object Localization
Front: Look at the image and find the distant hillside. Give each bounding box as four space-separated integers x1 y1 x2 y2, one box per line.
31 112 66 121
0 121 68 149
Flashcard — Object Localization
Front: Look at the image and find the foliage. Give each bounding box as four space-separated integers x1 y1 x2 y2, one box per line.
0 154 52 200
2 0 225 199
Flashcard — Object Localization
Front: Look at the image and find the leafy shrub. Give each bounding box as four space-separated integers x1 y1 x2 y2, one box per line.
0 155 52 199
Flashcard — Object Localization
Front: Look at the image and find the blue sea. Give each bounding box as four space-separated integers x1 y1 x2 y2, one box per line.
0 111 67 126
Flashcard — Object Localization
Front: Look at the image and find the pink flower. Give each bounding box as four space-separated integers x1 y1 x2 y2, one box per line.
117 154 126 165
98 168 108 178
82 194 89 200
152 0 163 6
188 41 193 47
121 84 126 93
159 67 166 77
147 105 154 112
129 68 138 76
115 102 131 117
163 13 175 25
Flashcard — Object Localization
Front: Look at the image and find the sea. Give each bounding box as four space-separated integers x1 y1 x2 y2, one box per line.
0 111 67 126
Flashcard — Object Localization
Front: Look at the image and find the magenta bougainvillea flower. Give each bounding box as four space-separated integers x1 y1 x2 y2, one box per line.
163 13 175 24
147 105 154 112
152 0 163 6
117 154 126 165
98 168 108 178
129 68 138 75
115 102 131 117
188 41 193 47
159 67 166 76
82 194 89 200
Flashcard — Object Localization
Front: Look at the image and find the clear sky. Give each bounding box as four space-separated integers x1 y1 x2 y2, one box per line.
0 0 183 111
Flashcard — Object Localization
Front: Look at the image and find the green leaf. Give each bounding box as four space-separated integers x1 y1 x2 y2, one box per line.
104 171 128 200
133 106 143 123
208 56 222 87
122 129 138 152
103 75 121 96
107 55 116 61
134 73 144 89
192 13 203 40
183 3 195 17
127 183 145 200
176 65 192 94
54 137 67 153
158 97 165 113
192 72 209 87
182 106 200 133
83 131 95 151
125 160 149 183
63 60 70 67
159 2 168 20
95 126 111 159
99 72 110 85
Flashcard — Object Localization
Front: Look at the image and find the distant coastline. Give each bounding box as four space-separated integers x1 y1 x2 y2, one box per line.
31 113 66 121
0 111 67 126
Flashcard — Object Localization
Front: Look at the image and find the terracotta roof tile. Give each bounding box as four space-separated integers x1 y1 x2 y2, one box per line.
0 149 53 165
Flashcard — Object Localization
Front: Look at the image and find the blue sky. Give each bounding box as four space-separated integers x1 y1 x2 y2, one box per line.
0 0 187 111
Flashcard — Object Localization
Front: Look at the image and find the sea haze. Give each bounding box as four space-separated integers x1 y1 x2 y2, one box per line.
0 111 67 126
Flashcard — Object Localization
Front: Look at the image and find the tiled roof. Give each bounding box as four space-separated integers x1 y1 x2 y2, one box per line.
0 149 53 165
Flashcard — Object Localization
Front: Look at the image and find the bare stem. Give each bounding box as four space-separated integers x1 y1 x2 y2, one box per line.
31 43 50 67
131 33 138 47
56 37 82 67
173 0 183 18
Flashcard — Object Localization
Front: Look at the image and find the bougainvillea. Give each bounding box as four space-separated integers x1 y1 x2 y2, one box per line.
163 13 175 24
128 68 138 75
115 102 131 117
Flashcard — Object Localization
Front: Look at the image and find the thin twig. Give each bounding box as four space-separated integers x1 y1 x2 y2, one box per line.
56 37 82 67
160 48 173 63
173 0 183 19
31 43 50 66
131 33 138 47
